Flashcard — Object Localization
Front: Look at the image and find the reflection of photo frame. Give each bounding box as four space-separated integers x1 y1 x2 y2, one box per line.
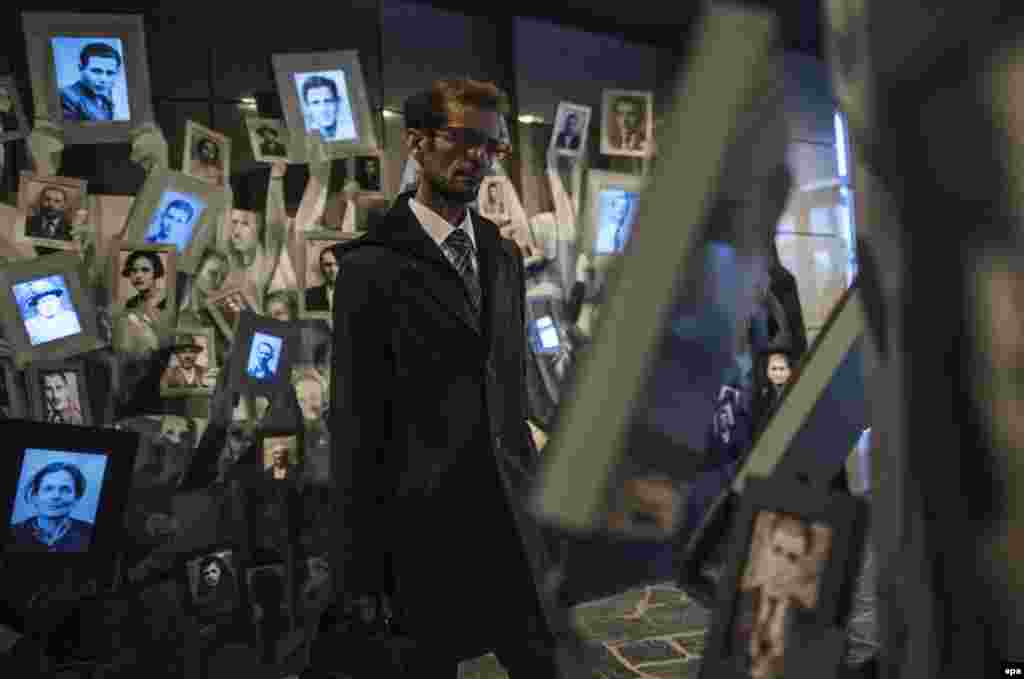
0 252 106 369
226 311 300 396
353 155 383 195
205 285 257 341
123 167 229 274
549 101 592 158
261 433 301 481
22 12 155 145
245 117 291 164
0 75 30 143
584 170 646 256
110 242 177 325
272 50 379 162
160 325 217 398
179 542 243 618
298 231 358 320
701 474 866 679
26 359 93 426
16 172 88 252
182 120 231 187
600 89 654 158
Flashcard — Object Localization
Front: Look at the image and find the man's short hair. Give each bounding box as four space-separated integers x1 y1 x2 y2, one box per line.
79 43 123 70
302 75 339 104
24 461 87 502
164 199 196 222
38 185 68 207
122 250 166 279
257 341 274 355
404 78 510 131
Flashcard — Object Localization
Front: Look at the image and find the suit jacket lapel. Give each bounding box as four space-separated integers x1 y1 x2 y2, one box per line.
471 213 509 347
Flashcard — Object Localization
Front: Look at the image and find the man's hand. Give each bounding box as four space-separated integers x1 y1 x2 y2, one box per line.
26 119 64 176
130 122 169 174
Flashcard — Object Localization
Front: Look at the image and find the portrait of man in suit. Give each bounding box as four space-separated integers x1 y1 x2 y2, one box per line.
190 551 238 615
120 249 168 318
145 195 202 254
263 438 296 482
247 336 279 381
18 277 83 347
58 41 124 123
41 371 84 425
304 245 339 313
296 72 356 142
8 460 95 553
555 111 582 151
607 94 648 153
160 335 211 391
256 125 287 158
25 185 74 241
330 78 564 677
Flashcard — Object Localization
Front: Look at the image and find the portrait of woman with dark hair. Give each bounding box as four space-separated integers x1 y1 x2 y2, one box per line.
121 250 167 318
192 552 238 615
9 461 94 552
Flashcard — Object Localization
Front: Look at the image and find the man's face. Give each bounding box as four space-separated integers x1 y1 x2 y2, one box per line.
79 56 120 97
267 299 292 322
128 256 156 293
36 294 61 319
416 105 503 205
34 469 77 520
257 344 273 365
161 205 191 235
763 523 808 593
305 86 339 132
615 100 641 133
43 374 68 411
202 562 222 588
296 379 324 421
40 188 67 217
230 210 258 254
272 447 288 467
319 250 338 284
177 348 198 370
197 257 226 293
160 416 190 448
227 424 251 456
767 354 791 387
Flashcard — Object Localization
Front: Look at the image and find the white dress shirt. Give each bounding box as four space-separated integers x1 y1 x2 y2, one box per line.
409 197 479 276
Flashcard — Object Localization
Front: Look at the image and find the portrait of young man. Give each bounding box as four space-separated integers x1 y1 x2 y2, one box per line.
296 72 356 142
8 459 99 553
41 370 84 424
145 194 204 254
554 110 583 151
606 93 648 153
330 78 564 677
257 125 287 158
57 41 126 123
304 244 339 313
479 179 507 219
24 184 74 241
190 137 225 186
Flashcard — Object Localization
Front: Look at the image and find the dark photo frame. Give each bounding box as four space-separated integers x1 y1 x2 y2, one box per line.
26 359 93 426
225 311 299 397
243 560 294 633
178 541 244 620
699 474 867 679
0 74 30 144
0 354 28 420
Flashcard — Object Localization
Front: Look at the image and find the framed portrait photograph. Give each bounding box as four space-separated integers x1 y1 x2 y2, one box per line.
180 542 243 619
298 231 357 320
477 175 514 224
0 252 106 369
16 172 88 251
0 75 30 143
245 117 291 164
160 325 217 398
110 242 176 325
225 311 300 396
123 166 229 274
182 120 231 187
549 101 592 157
600 89 655 158
272 50 380 162
261 433 302 484
205 285 258 341
26 360 92 427
22 12 155 145
700 475 867 679
585 170 647 256
353 155 383 195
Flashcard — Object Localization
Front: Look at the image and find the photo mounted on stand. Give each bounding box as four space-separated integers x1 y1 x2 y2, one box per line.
179 542 243 619
700 475 866 679
160 326 217 398
0 75 30 143
477 175 513 225
600 89 654 158
0 253 105 369
110 242 177 325
298 231 358 320
225 311 300 396
549 102 592 158
26 359 92 426
272 50 380 161
182 120 231 187
22 12 155 145
16 172 88 252
245 117 291 164
261 432 302 484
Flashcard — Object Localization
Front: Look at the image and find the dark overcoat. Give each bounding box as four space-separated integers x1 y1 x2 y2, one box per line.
329 192 558 659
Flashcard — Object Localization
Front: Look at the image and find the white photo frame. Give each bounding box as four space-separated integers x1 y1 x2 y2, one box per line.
549 102 591 158
22 12 155 145
245 117 291 164
600 89 655 158
272 50 380 162
182 120 231 188
0 75 30 144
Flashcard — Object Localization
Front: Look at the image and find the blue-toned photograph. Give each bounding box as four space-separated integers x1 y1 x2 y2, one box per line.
531 316 561 354
51 36 131 123
144 191 206 254
293 70 356 142
13 275 83 347
594 189 638 255
247 332 283 381
7 449 109 553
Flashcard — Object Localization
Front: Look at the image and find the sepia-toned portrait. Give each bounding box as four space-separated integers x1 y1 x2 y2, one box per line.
246 117 290 163
600 90 654 158
113 245 175 322
183 121 230 187
160 329 215 397
478 176 511 223
35 367 87 425
186 548 239 616
17 173 87 251
300 236 345 318
262 434 300 482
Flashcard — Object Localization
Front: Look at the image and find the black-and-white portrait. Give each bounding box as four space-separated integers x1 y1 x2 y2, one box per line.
246 118 290 162
39 369 85 425
7 450 108 553
354 155 381 192
160 332 214 396
247 332 282 381
187 549 239 615
183 248 229 313
602 90 653 157
303 241 340 314
18 175 87 247
116 248 170 319
263 435 299 482
594 188 639 254
51 37 130 123
144 191 206 255
14 276 83 348
293 71 356 142
550 103 591 156
478 177 510 221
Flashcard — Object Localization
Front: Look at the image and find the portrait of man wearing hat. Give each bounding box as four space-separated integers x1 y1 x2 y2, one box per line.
20 278 82 346
256 125 287 158
160 335 211 390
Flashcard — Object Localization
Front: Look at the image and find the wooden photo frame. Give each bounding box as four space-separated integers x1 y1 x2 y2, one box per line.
109 242 177 326
25 359 92 426
600 89 655 158
160 325 217 398
22 12 155 145
0 75 30 143
0 252 106 369
699 474 867 679
204 285 258 341
179 542 244 619
298 231 357 320
549 101 592 158
584 170 646 257
272 50 380 162
123 166 230 275
225 310 300 397
182 120 231 188
16 172 88 252
245 116 291 164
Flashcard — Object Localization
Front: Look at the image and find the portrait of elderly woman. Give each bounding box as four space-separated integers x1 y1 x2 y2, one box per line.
8 457 104 553
189 550 239 615
118 249 169 318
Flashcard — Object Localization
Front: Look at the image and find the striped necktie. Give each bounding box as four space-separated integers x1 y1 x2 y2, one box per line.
444 228 482 314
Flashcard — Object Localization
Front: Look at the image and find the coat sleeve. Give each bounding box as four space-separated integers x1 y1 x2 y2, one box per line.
329 247 396 598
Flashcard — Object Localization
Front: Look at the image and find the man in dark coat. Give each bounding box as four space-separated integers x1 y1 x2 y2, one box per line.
330 78 564 677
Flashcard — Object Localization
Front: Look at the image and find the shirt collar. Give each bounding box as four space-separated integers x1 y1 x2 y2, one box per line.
409 197 476 252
